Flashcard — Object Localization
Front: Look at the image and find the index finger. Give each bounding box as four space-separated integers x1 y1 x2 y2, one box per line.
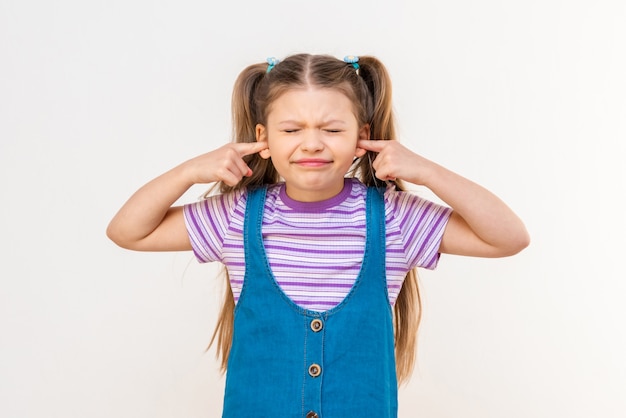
233 141 268 157
357 139 388 152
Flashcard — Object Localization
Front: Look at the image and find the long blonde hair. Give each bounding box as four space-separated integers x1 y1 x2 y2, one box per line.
209 53 421 385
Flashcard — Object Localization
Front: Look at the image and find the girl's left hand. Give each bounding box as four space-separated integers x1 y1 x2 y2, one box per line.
357 139 430 185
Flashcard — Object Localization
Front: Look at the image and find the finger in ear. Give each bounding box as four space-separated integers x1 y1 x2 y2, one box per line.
355 147 367 158
259 148 271 159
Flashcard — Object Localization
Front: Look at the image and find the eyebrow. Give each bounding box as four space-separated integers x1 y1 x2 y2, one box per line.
276 120 349 126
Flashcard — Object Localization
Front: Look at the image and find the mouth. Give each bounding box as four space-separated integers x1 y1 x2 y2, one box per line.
292 158 332 167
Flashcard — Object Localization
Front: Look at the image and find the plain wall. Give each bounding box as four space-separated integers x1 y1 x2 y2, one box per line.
1 0 625 417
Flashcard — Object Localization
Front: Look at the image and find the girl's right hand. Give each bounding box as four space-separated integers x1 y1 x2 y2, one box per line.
106 141 268 251
185 142 268 186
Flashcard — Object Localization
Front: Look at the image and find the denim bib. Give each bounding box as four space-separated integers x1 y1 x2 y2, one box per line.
222 185 398 418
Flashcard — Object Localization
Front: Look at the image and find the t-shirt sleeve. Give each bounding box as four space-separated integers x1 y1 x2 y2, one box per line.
183 189 245 263
385 188 453 270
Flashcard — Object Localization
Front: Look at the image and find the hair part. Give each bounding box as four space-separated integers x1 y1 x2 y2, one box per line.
208 53 421 385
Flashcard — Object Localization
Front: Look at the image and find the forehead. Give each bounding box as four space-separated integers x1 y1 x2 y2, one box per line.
267 87 357 122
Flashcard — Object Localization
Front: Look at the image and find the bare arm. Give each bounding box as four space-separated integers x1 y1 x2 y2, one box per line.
106 142 268 251
357 140 530 257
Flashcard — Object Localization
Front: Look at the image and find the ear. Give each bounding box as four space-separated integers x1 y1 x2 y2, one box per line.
255 124 271 159
355 124 370 158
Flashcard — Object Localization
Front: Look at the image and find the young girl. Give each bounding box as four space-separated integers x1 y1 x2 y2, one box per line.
107 53 529 418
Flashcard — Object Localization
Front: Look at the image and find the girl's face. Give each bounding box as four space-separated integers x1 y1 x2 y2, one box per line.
256 87 369 202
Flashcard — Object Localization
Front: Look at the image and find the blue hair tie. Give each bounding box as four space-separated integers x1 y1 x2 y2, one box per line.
266 57 279 73
343 55 360 70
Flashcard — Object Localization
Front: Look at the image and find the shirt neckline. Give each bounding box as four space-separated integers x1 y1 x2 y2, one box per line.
277 178 354 212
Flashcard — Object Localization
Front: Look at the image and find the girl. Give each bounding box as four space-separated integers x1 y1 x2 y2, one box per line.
107 53 529 418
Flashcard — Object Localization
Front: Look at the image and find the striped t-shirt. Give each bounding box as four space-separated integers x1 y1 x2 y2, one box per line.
184 178 452 312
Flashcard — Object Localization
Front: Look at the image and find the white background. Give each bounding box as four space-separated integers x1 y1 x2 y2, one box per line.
1 0 625 417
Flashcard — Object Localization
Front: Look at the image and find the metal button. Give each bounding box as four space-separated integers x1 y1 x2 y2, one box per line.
308 363 321 377
306 411 319 418
310 318 323 332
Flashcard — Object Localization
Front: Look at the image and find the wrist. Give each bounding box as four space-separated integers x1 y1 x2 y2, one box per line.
404 155 439 187
170 160 201 189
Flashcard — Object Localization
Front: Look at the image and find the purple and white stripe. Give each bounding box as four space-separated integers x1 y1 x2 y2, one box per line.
184 178 451 312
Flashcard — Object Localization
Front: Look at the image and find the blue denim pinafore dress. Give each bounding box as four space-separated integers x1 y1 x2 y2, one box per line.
222 186 398 418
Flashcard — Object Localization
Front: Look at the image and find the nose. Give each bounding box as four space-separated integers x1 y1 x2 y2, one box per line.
301 129 324 152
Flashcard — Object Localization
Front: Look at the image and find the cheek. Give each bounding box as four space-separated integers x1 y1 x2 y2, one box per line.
265 140 292 162
336 134 360 151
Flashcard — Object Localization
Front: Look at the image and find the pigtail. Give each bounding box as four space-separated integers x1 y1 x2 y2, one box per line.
221 63 279 195
357 56 396 144
357 56 421 386
230 63 265 146
209 62 279 374
350 56 398 189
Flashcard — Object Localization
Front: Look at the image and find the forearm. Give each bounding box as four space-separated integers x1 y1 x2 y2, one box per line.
107 142 267 251
357 139 529 257
417 160 530 256
106 163 193 249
